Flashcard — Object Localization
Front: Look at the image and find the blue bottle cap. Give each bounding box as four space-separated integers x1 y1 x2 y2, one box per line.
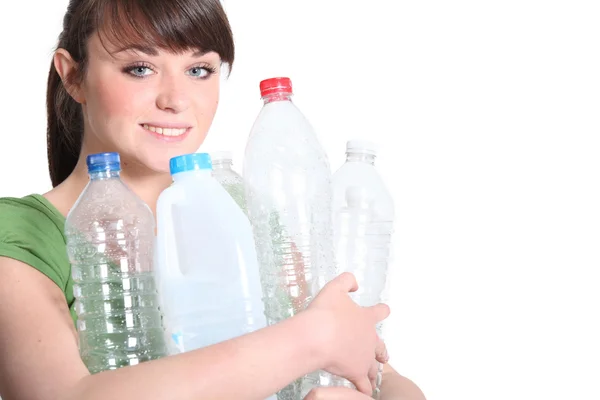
86 152 121 173
170 153 212 175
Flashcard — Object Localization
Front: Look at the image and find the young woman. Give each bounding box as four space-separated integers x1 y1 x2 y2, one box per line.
0 1 425 399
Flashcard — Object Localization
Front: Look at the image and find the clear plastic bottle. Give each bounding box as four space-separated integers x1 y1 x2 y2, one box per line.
243 77 336 400
65 152 168 373
326 140 395 398
155 153 269 356
211 151 247 212
332 140 394 311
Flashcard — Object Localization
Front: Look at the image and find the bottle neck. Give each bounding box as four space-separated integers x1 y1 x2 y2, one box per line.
346 152 376 165
263 92 293 105
172 169 212 183
212 160 233 170
89 170 121 180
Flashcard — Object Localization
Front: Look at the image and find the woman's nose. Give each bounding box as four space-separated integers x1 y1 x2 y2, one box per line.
156 75 191 113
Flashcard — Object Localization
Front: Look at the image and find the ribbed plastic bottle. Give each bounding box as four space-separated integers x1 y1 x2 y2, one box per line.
211 151 247 212
243 77 336 400
65 152 168 373
332 140 394 313
332 140 396 397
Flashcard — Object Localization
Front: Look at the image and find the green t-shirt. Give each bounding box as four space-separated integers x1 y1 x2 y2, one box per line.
0 194 76 323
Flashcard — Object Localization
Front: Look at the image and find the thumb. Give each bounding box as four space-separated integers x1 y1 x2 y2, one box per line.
332 272 359 293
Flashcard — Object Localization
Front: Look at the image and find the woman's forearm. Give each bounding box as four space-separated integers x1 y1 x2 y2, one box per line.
380 364 426 400
66 311 325 400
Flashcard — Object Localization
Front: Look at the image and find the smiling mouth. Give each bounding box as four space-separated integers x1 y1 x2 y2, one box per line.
141 123 189 137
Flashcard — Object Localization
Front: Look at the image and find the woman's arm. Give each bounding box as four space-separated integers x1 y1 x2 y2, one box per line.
0 257 387 400
67 310 323 400
380 364 426 400
303 364 425 400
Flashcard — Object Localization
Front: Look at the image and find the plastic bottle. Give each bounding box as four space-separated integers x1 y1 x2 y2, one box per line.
332 140 394 311
318 140 396 398
155 153 269 354
211 150 247 212
243 77 336 400
65 152 168 373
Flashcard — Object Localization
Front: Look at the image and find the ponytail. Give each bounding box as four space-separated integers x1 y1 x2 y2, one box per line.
46 60 83 187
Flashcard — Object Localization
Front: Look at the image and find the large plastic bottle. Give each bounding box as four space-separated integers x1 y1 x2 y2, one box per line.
155 153 269 355
211 150 246 212
243 77 336 400
332 140 394 311
65 152 168 373
328 140 396 398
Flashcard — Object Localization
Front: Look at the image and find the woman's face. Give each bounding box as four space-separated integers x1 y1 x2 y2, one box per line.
78 33 221 173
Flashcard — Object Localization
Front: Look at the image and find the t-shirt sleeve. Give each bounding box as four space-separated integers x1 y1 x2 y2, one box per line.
0 199 70 293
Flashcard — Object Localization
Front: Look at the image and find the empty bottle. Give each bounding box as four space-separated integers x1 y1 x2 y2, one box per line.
211 150 247 212
332 140 394 311
65 152 168 373
320 140 395 398
155 153 269 356
243 77 336 400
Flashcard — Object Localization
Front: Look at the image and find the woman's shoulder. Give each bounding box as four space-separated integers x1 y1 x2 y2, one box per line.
0 194 73 303
0 193 64 219
0 194 66 241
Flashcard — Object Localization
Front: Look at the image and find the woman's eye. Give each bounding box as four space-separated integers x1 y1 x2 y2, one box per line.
187 67 210 78
129 66 154 77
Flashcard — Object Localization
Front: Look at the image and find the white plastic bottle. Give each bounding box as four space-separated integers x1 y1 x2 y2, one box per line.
211 150 246 212
243 77 336 400
155 153 269 354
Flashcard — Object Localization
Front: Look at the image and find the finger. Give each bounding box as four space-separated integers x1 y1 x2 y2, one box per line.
368 360 380 389
332 272 359 293
367 303 390 324
352 375 374 396
304 386 372 399
375 336 389 364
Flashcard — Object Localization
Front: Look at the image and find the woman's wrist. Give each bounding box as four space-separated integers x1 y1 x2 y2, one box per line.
290 308 334 371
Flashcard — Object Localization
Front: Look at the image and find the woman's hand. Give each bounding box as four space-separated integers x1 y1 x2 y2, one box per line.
304 386 375 400
369 360 384 392
305 272 390 395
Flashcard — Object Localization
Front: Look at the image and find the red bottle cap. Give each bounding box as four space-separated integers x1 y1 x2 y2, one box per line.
260 77 293 97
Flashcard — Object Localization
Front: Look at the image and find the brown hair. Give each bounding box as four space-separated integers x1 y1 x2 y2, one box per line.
47 0 235 187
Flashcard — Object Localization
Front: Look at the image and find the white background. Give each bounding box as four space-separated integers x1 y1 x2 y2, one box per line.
1 1 600 399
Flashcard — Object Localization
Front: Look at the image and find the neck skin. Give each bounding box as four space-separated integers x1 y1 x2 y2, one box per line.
44 132 172 218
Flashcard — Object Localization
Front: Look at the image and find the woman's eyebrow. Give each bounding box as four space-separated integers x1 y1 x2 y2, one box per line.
112 45 209 58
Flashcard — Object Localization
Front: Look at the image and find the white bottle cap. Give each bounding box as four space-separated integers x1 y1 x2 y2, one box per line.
346 140 378 156
210 151 234 162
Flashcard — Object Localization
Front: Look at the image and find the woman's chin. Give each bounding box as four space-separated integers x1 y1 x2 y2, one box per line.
120 137 205 175
138 150 195 175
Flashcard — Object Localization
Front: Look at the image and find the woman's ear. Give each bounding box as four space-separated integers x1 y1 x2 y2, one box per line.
54 48 86 104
